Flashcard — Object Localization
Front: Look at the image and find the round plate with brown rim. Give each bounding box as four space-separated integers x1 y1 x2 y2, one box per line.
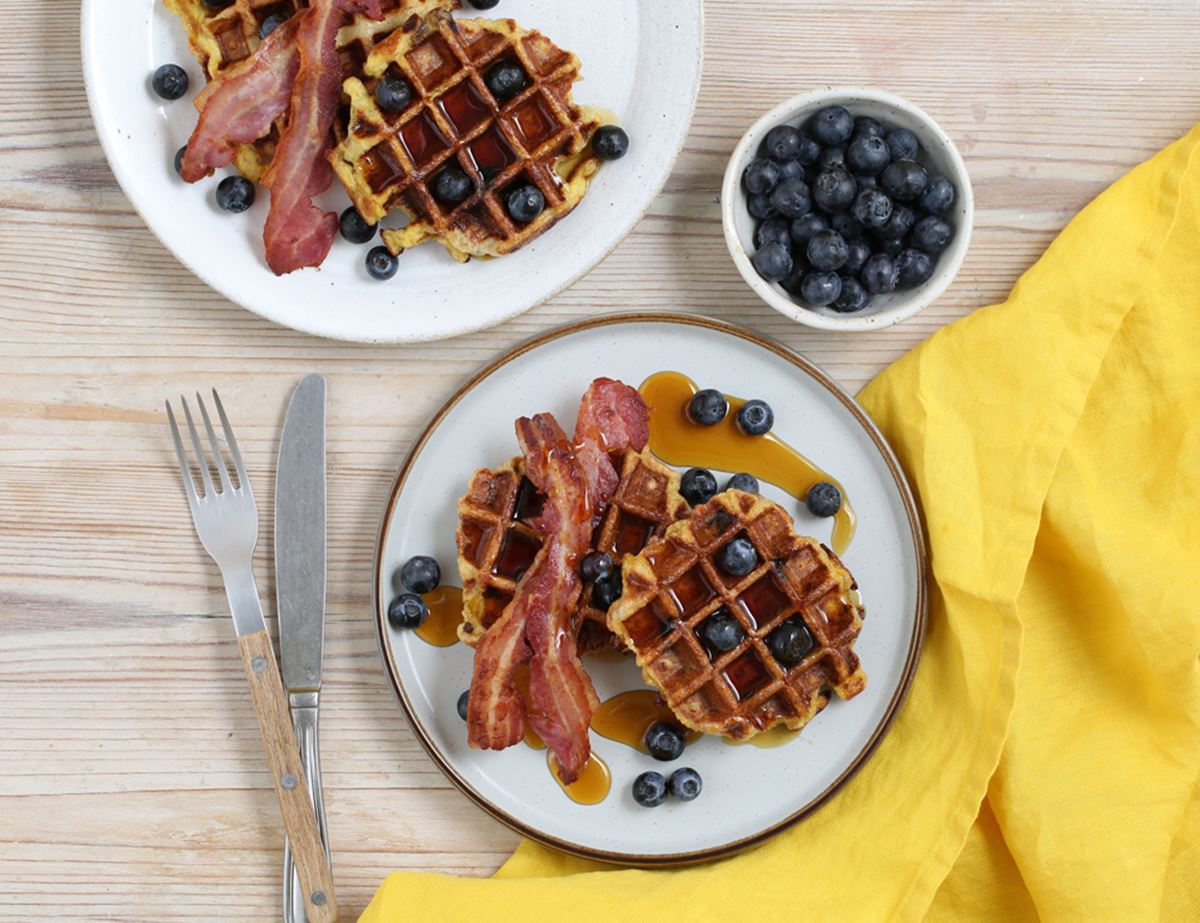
373 313 926 866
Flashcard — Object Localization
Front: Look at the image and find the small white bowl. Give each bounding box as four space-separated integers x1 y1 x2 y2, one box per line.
721 87 974 332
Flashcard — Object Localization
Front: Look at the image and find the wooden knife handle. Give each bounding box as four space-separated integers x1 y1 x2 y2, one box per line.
237 630 338 923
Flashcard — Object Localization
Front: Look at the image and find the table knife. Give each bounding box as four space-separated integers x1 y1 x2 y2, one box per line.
275 374 329 923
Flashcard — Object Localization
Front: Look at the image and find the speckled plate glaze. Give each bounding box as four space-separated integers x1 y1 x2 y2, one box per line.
81 2 703 342
374 314 927 866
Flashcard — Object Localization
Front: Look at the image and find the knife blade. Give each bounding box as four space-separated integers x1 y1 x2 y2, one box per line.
276 373 327 695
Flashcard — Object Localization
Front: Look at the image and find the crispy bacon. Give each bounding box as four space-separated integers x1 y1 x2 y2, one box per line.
261 0 383 275
178 18 302 183
467 380 650 782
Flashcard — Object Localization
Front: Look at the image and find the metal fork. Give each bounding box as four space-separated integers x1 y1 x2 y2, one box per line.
166 391 338 923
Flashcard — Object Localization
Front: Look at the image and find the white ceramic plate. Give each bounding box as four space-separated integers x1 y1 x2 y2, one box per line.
374 314 926 865
81 2 703 342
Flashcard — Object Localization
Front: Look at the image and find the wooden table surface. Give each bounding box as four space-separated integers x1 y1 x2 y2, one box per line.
3 1 1198 919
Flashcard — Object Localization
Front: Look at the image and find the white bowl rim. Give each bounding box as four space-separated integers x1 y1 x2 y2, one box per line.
721 86 974 333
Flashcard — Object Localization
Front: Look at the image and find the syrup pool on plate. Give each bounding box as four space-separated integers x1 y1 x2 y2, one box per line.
548 751 611 805
415 586 463 647
639 371 857 555
591 690 702 752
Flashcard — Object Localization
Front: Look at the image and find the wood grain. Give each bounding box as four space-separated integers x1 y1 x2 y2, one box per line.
2 1 1200 920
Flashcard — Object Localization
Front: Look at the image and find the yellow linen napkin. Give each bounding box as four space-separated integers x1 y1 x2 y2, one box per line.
360 125 1200 923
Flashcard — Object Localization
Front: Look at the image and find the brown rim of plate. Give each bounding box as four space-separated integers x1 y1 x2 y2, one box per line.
372 312 929 868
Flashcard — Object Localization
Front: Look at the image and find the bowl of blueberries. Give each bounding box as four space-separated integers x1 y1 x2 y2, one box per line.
721 87 973 331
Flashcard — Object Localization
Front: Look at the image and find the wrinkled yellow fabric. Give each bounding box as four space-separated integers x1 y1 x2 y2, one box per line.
360 126 1200 923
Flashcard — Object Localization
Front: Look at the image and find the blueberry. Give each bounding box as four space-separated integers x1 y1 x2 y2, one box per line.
855 173 879 190
919 175 957 214
789 212 829 246
779 265 809 296
880 160 929 202
799 271 842 308
851 188 893 229
401 555 441 594
457 690 470 721
811 105 854 146
173 145 187 176
434 167 473 204
485 61 526 101
811 168 857 213
873 234 904 258
768 178 811 218
592 125 629 161
912 215 954 253
387 593 428 629
743 158 780 196
725 472 759 494
632 770 668 807
886 127 919 162
793 131 822 165
876 203 915 240
375 75 413 113
216 176 255 213
506 184 545 223
829 211 864 241
847 135 890 176
817 146 846 171
832 276 870 312
763 124 803 162
807 230 849 272
777 159 806 183
259 12 289 38
467 0 500 7
896 248 935 288
753 216 791 250
806 481 842 516
718 537 758 577
747 194 778 221
843 239 872 275
861 253 899 294
152 64 189 100
579 551 614 583
853 115 886 140
339 206 376 244
366 245 399 280
592 571 623 609
669 767 703 802
752 242 793 282
687 388 728 425
767 620 815 665
700 609 745 652
645 722 686 761
680 467 719 505
736 399 774 436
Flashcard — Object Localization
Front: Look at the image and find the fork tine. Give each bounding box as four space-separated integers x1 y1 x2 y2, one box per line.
165 400 201 514
211 388 249 494
196 391 234 494
180 395 216 499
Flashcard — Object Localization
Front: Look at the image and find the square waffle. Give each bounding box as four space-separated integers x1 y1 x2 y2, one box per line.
331 10 603 261
607 490 867 740
163 0 457 180
455 450 690 651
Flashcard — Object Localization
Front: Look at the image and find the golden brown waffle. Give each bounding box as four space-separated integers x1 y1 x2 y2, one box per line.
608 490 867 740
455 450 689 651
331 10 603 261
163 0 457 180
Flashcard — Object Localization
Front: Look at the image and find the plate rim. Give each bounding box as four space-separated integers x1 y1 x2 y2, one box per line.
371 312 928 866
79 0 706 344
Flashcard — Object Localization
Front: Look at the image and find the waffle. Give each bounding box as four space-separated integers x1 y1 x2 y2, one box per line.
163 0 458 180
455 450 689 651
607 490 867 740
331 10 603 261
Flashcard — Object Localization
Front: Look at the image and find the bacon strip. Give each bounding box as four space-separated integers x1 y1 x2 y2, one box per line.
179 18 303 183
261 0 383 275
467 380 650 782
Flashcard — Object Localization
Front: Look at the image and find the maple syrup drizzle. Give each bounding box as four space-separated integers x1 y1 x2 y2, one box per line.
548 751 611 805
415 586 463 647
591 690 702 752
639 371 857 556
722 725 801 748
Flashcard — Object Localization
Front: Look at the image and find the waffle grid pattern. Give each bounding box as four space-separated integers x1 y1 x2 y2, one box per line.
610 491 867 739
